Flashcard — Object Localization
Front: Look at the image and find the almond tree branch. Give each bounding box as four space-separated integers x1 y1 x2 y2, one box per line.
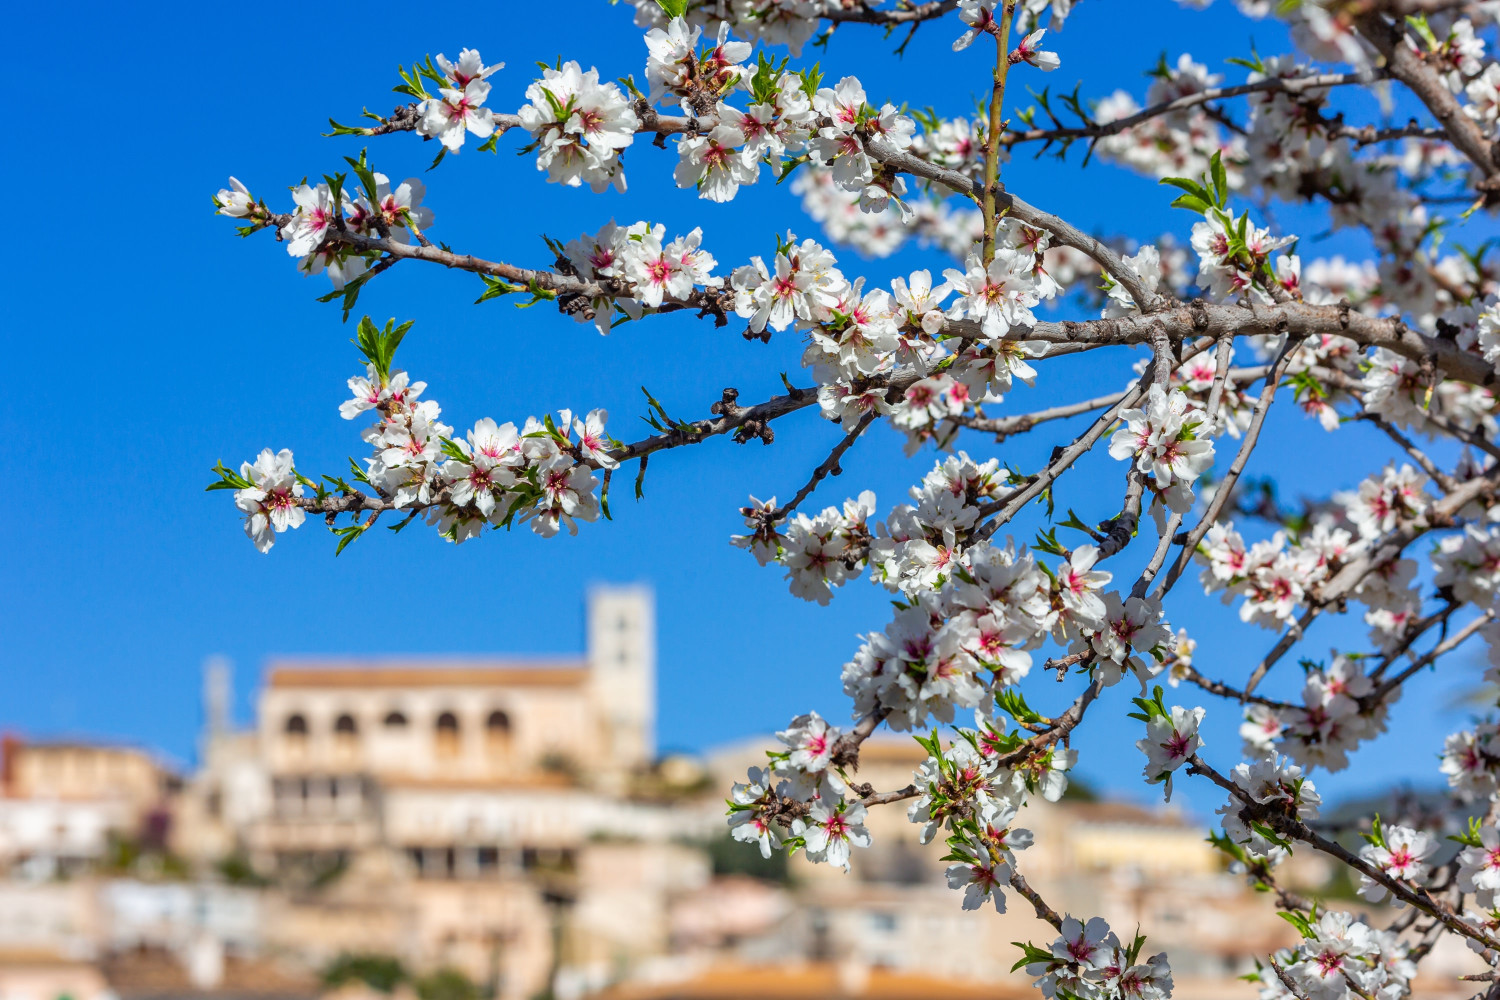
1356 12 1500 188
1188 754 1500 953
1153 335 1303 599
1370 609 1496 702
1240 461 1500 698
819 0 959 24
980 1 1018 263
999 71 1390 148
773 411 878 518
971 337 1219 544
1008 869 1064 930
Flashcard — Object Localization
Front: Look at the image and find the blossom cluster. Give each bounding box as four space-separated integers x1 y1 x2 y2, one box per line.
215 170 433 289
724 226 1058 451
728 711 871 868
1215 754 1322 866
1195 464 1438 644
1107 384 1217 515
221 321 615 550
739 453 1177 732
1238 655 1394 773
415 49 504 152
1132 690 1205 801
1250 910 1415 1000
561 220 720 334
1019 915 1175 1000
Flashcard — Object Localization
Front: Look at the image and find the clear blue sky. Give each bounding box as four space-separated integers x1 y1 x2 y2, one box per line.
2 1 1492 817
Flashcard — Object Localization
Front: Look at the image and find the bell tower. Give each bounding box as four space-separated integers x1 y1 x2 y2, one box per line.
585 584 656 774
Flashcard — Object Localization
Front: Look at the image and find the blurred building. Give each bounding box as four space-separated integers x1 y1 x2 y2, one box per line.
0 738 174 879
0 583 1486 1000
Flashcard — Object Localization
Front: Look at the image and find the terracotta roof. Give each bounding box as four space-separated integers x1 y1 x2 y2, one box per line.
596 963 1030 1000
101 948 318 999
266 659 588 688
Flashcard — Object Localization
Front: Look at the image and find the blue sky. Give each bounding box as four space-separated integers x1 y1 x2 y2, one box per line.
2 0 1493 818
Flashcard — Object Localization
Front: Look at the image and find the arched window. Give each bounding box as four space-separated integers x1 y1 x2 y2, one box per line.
284 714 308 735
332 713 359 759
435 711 461 758
383 711 408 728
484 710 514 765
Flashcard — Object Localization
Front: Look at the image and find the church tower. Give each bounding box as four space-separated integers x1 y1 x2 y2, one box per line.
585 584 656 774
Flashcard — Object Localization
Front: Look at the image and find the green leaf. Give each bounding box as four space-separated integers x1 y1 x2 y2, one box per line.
653 0 688 17
994 689 1044 725
344 148 382 207
476 275 523 303
206 459 256 492
1160 176 1209 200
439 436 470 462
332 523 367 556
1010 942 1054 973
1170 193 1211 214
799 63 823 100
353 316 413 382
1405 13 1439 50
326 118 375 138
1277 909 1315 939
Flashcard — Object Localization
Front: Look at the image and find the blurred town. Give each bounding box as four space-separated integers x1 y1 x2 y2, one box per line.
0 585 1481 1000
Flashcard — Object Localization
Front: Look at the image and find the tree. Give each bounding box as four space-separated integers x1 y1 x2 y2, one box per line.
322 953 408 994
211 1 1500 996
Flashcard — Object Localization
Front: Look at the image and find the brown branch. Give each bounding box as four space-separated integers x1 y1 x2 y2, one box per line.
971 337 1218 544
1369 609 1496 703
1008 869 1064 930
1357 411 1459 493
992 678 1103 770
819 0 959 24
980 2 1017 263
1269 958 1314 1000
857 783 921 806
1189 754 1500 953
1173 663 1300 712
1000 71 1389 148
1356 12 1500 189
830 706 892 771
1153 336 1302 599
774 411 877 519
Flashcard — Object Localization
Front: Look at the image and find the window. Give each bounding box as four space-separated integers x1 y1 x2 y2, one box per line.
383 711 408 727
435 711 461 758
486 711 512 762
333 714 359 760
284 714 308 735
